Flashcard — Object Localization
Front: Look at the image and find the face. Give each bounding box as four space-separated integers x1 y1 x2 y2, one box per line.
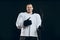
26 4 33 13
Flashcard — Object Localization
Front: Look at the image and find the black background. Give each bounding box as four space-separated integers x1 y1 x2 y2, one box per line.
0 0 60 40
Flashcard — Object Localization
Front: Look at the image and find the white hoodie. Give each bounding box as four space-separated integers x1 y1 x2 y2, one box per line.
16 12 42 37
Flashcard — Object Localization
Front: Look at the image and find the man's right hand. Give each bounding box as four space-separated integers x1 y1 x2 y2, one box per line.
23 17 32 27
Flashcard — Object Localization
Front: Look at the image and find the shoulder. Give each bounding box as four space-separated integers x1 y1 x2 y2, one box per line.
34 13 41 20
19 12 25 15
18 12 26 16
33 13 40 16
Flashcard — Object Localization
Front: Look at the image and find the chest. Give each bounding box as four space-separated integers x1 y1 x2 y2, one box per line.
23 14 36 22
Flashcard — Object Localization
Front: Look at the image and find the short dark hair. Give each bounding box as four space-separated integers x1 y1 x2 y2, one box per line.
26 4 33 7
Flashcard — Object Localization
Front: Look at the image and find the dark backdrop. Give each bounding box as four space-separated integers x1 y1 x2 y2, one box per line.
0 0 60 40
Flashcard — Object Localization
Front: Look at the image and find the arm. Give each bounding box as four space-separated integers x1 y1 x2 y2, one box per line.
16 13 24 29
36 14 42 40
36 14 42 29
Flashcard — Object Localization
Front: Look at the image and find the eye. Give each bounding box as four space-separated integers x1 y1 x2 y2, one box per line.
30 7 32 8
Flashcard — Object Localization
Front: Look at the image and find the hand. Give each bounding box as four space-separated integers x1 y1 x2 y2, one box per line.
23 17 32 26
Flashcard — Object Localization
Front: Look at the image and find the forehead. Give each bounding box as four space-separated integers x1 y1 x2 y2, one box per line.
26 4 33 7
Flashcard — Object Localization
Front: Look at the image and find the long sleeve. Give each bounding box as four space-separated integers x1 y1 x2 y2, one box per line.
36 14 42 28
16 13 24 29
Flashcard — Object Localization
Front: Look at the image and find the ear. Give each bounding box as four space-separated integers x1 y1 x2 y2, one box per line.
32 7 33 10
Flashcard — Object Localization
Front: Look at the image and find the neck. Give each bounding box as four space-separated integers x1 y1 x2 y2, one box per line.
27 12 32 14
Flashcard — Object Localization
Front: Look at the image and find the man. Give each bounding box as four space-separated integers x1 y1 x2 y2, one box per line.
16 4 42 40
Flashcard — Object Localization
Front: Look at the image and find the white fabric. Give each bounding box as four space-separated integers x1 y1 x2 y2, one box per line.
16 12 42 37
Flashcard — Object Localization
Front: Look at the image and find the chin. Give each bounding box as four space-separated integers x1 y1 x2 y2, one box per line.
27 11 31 13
